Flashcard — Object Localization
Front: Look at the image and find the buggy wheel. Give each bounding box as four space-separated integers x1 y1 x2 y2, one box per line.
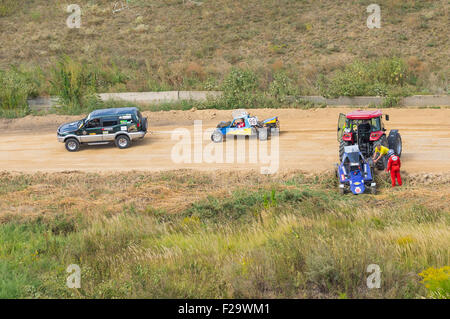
339 185 345 195
211 130 223 143
258 128 268 141
371 186 377 195
271 120 280 132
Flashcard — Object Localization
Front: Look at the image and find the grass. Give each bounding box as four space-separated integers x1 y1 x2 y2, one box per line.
0 0 18 17
0 170 448 298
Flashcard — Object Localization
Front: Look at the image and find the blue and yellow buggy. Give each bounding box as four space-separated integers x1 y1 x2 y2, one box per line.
211 109 280 143
336 145 377 195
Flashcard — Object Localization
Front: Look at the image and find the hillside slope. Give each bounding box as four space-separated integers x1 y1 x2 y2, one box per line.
0 0 448 93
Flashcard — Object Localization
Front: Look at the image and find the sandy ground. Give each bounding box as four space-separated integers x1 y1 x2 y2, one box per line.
0 107 449 173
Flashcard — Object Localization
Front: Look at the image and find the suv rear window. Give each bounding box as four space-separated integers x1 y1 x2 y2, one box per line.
102 119 119 127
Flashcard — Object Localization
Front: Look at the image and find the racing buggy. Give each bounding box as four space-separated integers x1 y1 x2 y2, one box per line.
337 110 402 170
211 109 280 143
336 145 376 195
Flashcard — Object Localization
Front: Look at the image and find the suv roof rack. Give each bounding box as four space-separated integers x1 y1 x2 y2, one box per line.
89 107 138 118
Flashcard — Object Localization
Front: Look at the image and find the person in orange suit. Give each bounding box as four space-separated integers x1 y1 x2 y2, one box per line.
386 149 402 187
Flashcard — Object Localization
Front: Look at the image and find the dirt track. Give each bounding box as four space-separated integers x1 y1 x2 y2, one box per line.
0 107 449 173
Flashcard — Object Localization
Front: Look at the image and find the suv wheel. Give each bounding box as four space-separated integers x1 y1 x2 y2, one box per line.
142 117 148 132
115 135 130 149
65 138 80 152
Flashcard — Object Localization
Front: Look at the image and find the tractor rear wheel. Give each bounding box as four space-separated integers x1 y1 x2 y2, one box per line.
388 131 402 157
379 135 388 147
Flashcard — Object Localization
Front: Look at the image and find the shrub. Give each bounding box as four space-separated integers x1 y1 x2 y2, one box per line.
92 61 129 92
0 71 29 111
186 189 312 223
418 266 450 299
0 67 41 117
318 61 370 97
186 191 264 223
221 68 259 108
382 94 401 108
375 57 408 86
318 58 412 98
269 71 298 103
50 56 98 113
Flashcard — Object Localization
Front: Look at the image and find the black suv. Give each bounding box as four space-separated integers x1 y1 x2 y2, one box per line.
57 107 148 152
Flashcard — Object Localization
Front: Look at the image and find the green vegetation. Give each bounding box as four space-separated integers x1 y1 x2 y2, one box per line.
49 56 128 114
221 68 259 108
0 55 442 118
0 0 18 17
317 58 412 98
0 66 42 118
1 60 324 117
418 266 450 299
0 171 448 298
0 0 448 117
50 56 99 114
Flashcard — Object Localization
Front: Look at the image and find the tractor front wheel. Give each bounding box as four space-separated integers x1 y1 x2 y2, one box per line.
339 140 348 161
375 135 388 170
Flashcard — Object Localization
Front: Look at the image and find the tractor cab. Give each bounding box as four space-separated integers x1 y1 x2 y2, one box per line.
337 110 399 162
337 110 387 143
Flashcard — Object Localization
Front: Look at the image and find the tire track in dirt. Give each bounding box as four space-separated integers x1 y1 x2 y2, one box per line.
0 107 449 173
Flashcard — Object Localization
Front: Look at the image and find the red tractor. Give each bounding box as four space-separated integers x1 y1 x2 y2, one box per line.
337 110 402 170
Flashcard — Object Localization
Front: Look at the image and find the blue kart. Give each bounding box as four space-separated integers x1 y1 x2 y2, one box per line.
211 109 279 143
335 145 376 195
